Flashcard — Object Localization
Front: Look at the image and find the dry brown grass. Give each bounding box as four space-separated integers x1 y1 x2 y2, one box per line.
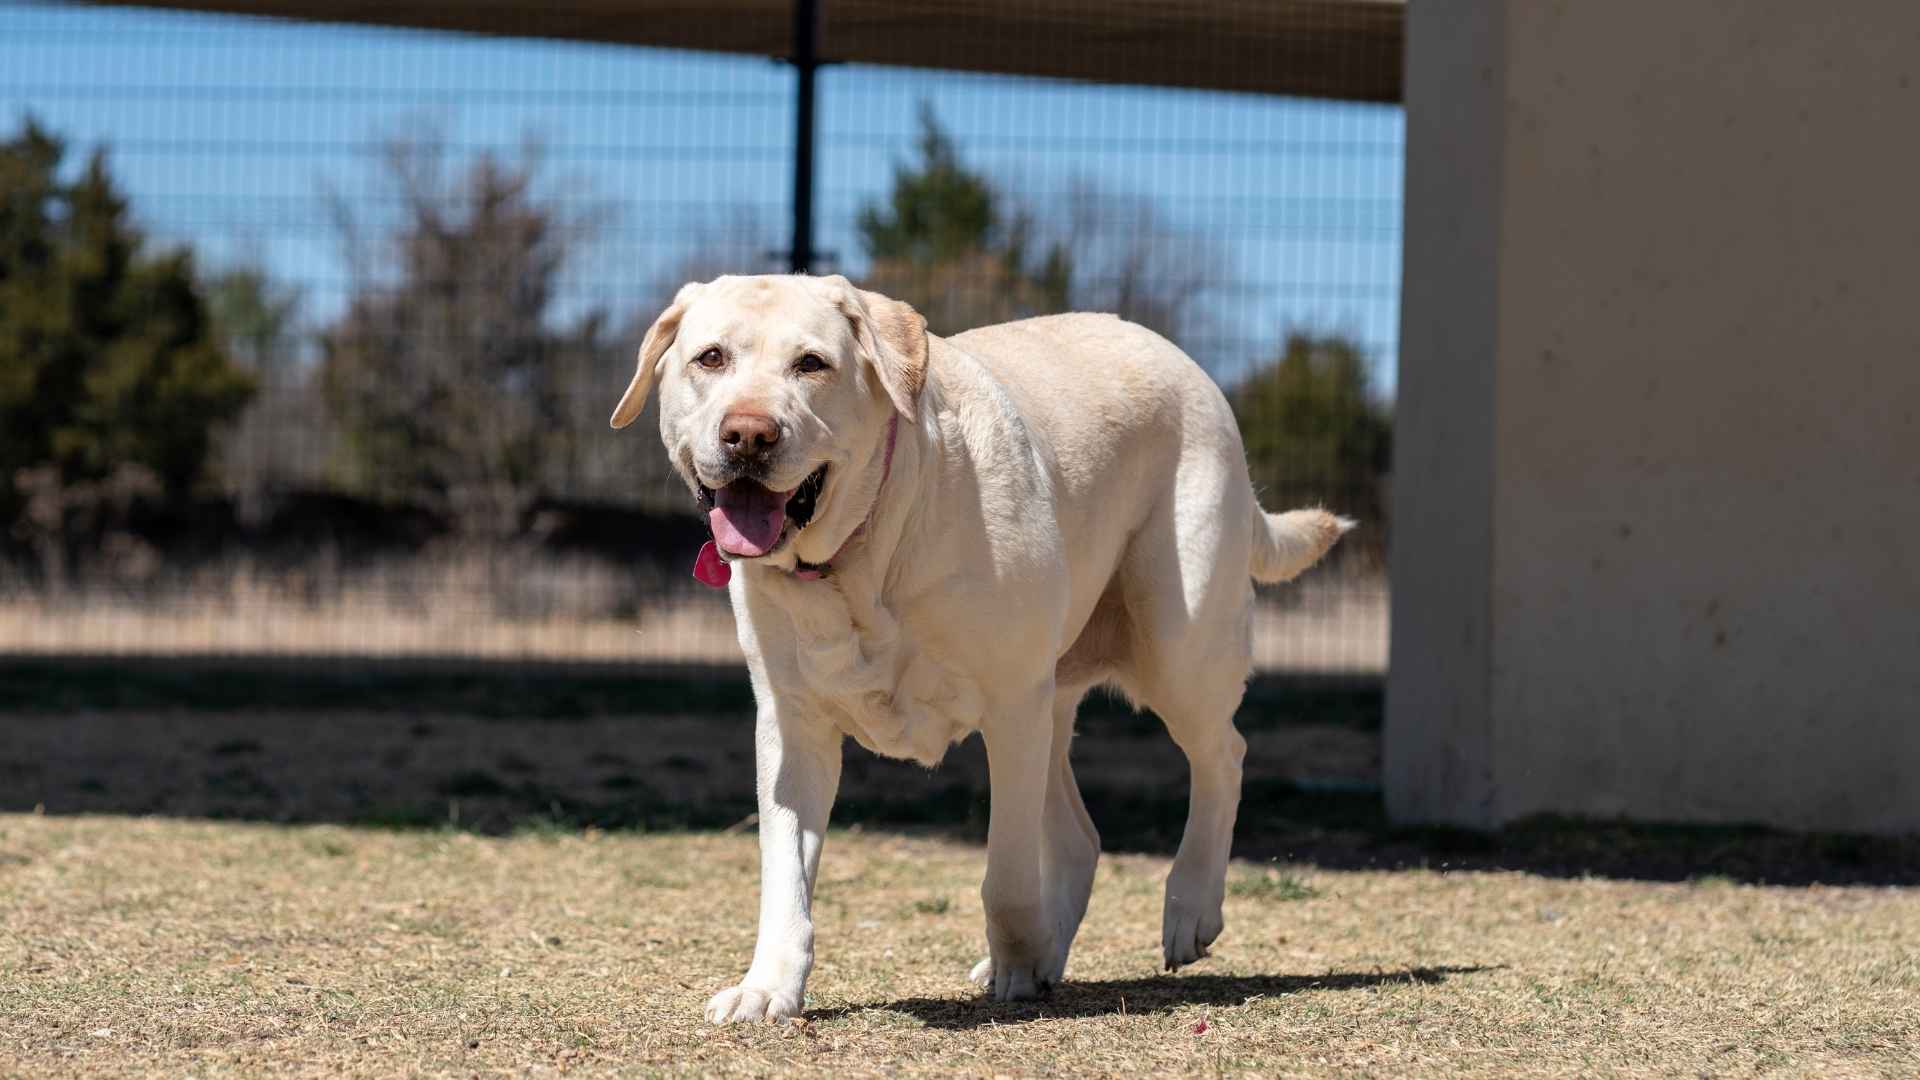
0 594 745 665
0 566 1390 673
3 814 1916 1078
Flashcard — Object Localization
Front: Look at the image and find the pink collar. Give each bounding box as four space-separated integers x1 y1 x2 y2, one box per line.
692 414 900 588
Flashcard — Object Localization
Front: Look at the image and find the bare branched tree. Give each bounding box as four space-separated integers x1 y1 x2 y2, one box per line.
207 263 324 524
1019 178 1225 371
318 130 611 536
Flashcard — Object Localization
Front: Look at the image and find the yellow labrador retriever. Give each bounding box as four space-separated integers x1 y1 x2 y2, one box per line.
610 274 1349 1022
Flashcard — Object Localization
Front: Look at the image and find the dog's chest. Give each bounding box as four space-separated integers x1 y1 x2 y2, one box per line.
759 578 981 766
814 645 981 766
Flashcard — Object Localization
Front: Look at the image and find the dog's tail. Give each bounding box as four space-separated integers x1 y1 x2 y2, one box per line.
1249 508 1355 584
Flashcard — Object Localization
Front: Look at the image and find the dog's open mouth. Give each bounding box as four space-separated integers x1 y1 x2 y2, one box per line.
697 465 828 559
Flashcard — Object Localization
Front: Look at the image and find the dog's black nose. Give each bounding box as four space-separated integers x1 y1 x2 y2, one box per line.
719 412 780 456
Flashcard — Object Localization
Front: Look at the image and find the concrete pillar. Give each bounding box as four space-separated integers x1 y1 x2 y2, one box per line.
1388 1 1920 833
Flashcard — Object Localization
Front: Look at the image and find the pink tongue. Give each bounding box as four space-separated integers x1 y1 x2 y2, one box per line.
708 482 788 557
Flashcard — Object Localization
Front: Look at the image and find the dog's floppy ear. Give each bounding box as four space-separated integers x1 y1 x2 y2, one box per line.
826 276 927 418
610 283 701 429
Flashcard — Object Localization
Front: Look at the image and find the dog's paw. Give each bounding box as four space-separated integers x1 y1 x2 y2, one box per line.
968 956 993 989
968 954 1062 1002
1161 894 1225 971
969 936 1074 994
704 982 802 1024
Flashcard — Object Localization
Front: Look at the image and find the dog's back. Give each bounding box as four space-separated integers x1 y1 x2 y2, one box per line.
945 312 1345 603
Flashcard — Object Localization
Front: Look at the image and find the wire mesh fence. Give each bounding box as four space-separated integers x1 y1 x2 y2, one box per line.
0 0 1400 675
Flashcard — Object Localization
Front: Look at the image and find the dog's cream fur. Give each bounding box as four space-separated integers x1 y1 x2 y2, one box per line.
610 274 1350 1023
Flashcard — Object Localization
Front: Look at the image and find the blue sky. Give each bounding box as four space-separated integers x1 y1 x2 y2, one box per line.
1 1 1403 390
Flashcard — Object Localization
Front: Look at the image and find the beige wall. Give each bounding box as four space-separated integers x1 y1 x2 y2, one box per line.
1388 1 1920 833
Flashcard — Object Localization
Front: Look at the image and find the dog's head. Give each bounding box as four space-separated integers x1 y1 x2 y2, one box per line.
611 274 927 564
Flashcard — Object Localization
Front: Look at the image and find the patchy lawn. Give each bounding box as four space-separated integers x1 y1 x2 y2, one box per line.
2 815 1916 1078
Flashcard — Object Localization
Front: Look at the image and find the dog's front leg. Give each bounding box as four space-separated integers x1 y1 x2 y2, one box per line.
976 680 1059 1001
705 702 842 1024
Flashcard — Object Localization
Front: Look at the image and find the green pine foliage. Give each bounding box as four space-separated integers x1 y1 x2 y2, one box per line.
856 104 1000 269
855 105 1071 334
0 118 254 520
1231 332 1392 537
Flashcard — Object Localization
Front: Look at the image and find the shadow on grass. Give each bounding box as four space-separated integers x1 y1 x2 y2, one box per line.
1094 781 1920 887
0 654 1379 729
0 654 762 719
6 656 1917 886
820 966 1496 1028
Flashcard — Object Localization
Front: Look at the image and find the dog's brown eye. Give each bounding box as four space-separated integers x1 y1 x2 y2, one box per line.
795 353 828 375
694 347 725 370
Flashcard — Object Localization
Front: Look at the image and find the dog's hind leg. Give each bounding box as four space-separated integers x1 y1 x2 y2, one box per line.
1152 681 1247 970
1117 465 1257 971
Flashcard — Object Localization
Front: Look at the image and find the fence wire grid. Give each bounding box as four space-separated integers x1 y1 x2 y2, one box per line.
0 0 1401 675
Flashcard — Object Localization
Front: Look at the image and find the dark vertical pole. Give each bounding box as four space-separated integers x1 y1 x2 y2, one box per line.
789 0 819 273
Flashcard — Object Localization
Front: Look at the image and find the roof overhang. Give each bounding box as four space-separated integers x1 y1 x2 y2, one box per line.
112 0 1404 104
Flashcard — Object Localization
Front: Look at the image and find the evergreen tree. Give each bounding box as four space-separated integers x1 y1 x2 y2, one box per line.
0 119 253 527
858 105 1000 269
855 105 1070 334
854 105 1223 367
1230 333 1392 536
